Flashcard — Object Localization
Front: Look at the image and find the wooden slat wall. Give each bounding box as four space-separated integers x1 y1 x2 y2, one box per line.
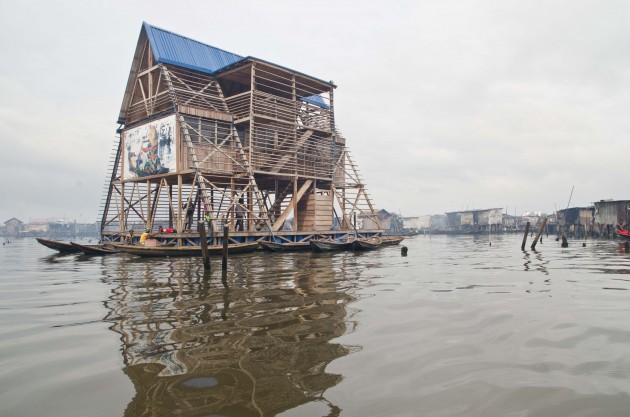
297 190 332 230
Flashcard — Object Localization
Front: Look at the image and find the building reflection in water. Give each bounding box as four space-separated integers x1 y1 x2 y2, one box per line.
102 253 359 417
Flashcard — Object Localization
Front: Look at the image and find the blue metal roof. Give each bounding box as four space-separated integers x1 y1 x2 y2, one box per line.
300 95 330 110
143 22 246 75
142 22 335 89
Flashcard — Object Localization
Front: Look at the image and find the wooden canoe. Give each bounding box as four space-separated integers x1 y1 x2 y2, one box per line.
115 241 259 257
617 228 630 240
259 241 311 252
352 237 382 251
381 236 405 246
310 239 354 252
70 242 119 255
36 238 82 253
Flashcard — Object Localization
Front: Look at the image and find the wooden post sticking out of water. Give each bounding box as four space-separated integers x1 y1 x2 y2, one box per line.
531 218 548 250
222 226 229 270
521 221 530 250
198 221 210 270
401 246 408 256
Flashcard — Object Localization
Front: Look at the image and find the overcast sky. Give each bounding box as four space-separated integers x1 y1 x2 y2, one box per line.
1 0 629 223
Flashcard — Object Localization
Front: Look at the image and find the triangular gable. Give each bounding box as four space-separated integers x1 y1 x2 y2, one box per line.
118 23 335 124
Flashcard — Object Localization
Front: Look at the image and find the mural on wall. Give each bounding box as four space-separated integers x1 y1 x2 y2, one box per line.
123 115 176 178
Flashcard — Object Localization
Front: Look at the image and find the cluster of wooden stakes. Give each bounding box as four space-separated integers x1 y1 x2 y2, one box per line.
520 218 567 251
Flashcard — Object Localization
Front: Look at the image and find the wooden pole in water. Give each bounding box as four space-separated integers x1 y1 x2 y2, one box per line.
222 226 229 270
521 221 530 250
531 218 548 250
198 221 210 270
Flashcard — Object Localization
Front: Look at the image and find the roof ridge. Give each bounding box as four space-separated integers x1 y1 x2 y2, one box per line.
143 21 243 59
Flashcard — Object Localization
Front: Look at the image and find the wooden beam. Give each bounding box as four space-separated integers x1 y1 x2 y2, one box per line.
272 179 312 231
268 130 313 173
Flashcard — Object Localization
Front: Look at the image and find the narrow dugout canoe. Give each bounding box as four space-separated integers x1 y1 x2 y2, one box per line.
36 237 82 253
352 237 382 251
310 239 354 252
258 241 311 252
381 236 405 246
70 242 120 255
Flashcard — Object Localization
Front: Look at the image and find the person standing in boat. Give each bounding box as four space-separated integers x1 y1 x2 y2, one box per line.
126 229 134 245
139 228 150 245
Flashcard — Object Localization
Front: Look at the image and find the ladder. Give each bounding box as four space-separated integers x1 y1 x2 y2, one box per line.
99 135 123 235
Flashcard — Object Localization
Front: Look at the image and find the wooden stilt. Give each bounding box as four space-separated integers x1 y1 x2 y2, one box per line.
531 218 548 250
222 226 229 270
198 221 210 270
521 221 530 250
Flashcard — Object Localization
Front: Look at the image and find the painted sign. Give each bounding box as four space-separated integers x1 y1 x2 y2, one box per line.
123 115 176 179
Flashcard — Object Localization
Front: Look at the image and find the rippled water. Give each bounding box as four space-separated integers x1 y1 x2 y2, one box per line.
1 235 630 417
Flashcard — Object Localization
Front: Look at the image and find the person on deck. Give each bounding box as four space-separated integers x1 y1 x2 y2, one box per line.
235 198 245 231
183 202 195 231
204 212 212 231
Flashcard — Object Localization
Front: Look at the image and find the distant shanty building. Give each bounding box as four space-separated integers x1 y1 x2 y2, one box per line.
402 216 420 230
522 211 546 226
446 208 503 233
3 218 24 236
22 221 49 236
556 207 594 238
594 200 630 227
417 214 447 232
501 214 522 232
100 22 380 244
429 214 448 231
418 214 431 231
360 209 402 232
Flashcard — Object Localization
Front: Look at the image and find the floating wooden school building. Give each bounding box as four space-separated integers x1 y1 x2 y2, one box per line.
100 23 380 244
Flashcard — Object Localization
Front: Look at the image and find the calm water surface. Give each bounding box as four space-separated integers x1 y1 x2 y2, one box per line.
1 235 630 417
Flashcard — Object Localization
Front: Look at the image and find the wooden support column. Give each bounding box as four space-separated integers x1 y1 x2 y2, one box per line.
168 184 173 228
293 177 298 231
146 180 152 229
222 226 229 270
313 180 317 231
230 177 235 232
342 188 347 229
274 179 279 221
248 188 253 231
177 174 183 234
199 221 210 270
120 183 126 232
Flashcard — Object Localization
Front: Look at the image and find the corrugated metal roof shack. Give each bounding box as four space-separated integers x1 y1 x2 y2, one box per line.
445 208 503 233
556 207 594 238
445 212 461 231
100 22 382 245
593 200 630 237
